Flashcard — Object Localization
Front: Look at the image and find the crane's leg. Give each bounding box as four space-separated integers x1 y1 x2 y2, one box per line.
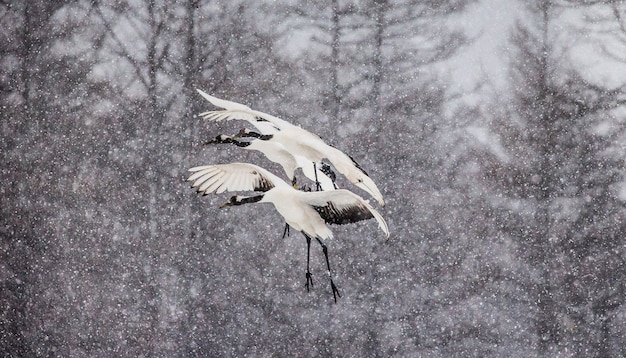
315 237 341 303
313 162 322 191
303 233 314 292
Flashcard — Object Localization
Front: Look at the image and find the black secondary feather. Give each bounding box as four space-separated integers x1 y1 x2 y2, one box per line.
313 201 374 225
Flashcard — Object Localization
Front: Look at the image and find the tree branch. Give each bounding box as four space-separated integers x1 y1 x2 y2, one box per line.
93 4 149 91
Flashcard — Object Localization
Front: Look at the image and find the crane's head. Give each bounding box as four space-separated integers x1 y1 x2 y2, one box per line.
354 177 385 207
219 194 264 208
219 195 240 208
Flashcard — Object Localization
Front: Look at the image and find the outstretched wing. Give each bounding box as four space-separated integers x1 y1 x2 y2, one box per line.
306 189 389 239
196 89 253 112
187 163 288 195
196 89 285 134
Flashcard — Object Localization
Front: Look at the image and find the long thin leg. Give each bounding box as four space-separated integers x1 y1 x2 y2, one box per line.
315 237 341 303
313 162 321 191
303 234 314 291
282 223 290 238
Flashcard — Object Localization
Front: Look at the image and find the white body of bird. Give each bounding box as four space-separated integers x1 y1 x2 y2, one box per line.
262 186 334 240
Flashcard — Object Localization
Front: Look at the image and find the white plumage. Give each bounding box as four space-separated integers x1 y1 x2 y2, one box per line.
196 89 385 206
187 163 389 240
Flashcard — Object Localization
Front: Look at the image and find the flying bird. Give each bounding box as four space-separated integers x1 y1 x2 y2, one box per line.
187 162 389 302
195 89 385 206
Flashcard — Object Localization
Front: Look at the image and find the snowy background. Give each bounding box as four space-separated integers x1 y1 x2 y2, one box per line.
2 0 626 356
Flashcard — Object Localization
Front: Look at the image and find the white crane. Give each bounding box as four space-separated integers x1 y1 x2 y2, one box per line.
196 89 385 206
205 134 337 191
187 162 389 302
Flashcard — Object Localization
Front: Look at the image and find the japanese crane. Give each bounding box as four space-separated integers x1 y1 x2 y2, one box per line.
196 89 385 206
187 162 389 302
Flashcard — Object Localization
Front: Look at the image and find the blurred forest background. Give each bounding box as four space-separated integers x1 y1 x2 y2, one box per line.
2 0 625 356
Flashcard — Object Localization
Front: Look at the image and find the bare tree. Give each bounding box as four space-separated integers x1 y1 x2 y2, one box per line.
481 0 626 354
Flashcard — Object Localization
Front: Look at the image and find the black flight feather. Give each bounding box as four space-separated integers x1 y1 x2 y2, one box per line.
313 201 373 225
252 170 275 192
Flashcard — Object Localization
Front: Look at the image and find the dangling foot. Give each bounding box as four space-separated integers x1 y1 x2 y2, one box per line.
304 234 313 292
329 277 341 303
315 237 341 303
282 223 290 238
305 271 314 292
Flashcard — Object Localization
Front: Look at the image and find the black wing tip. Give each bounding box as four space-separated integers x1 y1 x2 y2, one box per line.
253 172 276 192
348 154 369 176
313 202 374 226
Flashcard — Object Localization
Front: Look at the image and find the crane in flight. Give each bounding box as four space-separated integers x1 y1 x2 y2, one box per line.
187 162 389 302
196 89 385 206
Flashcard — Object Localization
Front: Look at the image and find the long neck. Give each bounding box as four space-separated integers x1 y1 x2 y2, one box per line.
230 138 251 148
233 194 264 205
243 131 273 141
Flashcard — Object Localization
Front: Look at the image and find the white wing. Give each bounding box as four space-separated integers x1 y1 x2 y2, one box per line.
187 163 289 195
247 140 298 180
196 89 252 111
302 189 389 239
196 89 288 134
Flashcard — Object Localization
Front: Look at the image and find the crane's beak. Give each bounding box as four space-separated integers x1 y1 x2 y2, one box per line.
219 195 238 208
355 181 385 207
